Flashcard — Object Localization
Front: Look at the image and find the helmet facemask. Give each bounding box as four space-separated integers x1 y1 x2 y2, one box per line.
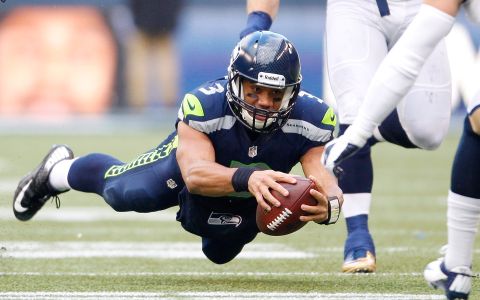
227 71 298 133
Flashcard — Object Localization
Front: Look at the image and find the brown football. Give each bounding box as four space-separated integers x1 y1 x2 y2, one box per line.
256 176 317 236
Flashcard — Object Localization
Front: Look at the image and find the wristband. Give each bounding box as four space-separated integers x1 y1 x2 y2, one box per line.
318 196 341 225
239 11 273 39
231 167 258 192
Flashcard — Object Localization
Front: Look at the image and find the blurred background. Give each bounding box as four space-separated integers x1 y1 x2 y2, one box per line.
0 0 478 131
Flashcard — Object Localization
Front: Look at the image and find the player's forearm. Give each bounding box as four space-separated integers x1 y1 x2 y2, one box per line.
240 0 279 38
184 161 237 196
320 169 343 199
300 148 342 198
246 0 279 17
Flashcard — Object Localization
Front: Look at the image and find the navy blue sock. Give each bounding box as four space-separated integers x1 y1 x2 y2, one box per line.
68 153 122 195
451 117 480 198
344 215 375 257
345 214 369 234
338 124 373 193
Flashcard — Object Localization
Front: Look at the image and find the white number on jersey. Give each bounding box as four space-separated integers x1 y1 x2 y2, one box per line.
199 83 224 95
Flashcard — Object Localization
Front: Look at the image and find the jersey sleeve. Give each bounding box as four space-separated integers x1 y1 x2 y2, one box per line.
283 90 337 156
176 79 232 134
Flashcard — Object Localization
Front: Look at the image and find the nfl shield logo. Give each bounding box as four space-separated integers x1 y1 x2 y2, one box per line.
248 146 257 158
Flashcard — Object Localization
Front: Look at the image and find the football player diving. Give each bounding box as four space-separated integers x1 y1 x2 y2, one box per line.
13 31 343 264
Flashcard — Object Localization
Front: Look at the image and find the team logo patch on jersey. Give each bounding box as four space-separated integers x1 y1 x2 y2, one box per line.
207 212 242 227
182 94 204 118
321 107 337 126
248 146 257 158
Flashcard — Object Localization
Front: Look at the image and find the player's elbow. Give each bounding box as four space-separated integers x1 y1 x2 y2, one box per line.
184 167 203 194
185 177 201 194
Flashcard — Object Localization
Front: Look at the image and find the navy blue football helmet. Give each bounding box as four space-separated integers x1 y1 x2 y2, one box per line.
227 31 302 133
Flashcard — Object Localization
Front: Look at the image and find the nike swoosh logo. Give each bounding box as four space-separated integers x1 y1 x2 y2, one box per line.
14 179 32 213
187 100 195 111
330 114 335 122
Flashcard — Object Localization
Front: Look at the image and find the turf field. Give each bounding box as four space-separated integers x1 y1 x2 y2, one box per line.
0 127 477 299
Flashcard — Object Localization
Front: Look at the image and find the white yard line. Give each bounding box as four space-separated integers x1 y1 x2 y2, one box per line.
0 206 176 222
0 271 423 277
0 241 316 259
0 291 445 300
0 241 450 259
0 240 443 257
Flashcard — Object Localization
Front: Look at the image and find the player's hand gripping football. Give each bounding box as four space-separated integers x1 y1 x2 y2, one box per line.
299 175 344 224
248 170 296 212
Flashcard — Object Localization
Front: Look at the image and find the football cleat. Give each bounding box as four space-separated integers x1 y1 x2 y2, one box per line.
342 230 376 273
342 250 376 273
424 258 472 300
13 145 74 221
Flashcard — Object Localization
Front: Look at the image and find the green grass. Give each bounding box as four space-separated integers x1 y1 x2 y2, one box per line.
0 131 476 298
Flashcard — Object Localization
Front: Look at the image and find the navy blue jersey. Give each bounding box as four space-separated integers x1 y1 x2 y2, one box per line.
175 77 335 239
177 77 334 172
69 77 336 260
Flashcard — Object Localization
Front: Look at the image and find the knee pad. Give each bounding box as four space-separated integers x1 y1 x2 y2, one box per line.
202 237 248 265
202 249 236 265
103 172 176 213
202 233 256 264
378 108 445 150
403 119 447 150
103 183 154 212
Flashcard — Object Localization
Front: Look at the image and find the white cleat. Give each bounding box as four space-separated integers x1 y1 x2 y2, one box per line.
424 258 472 299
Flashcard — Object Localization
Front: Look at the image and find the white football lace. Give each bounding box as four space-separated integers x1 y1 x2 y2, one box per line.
267 208 292 231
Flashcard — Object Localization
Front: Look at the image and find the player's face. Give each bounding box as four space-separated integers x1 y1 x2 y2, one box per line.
0 6 116 118
243 80 285 118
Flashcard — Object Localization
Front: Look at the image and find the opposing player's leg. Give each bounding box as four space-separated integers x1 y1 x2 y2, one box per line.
424 106 480 299
13 132 184 221
325 0 390 273
336 126 376 273
395 39 451 151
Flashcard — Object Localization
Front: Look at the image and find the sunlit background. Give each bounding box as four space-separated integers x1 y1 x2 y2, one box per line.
0 0 478 129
